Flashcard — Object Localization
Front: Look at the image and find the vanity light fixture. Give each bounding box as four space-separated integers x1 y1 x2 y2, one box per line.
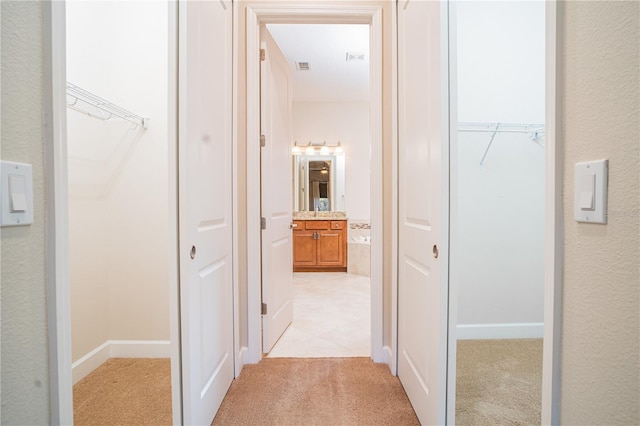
305 142 315 155
292 141 301 154
293 141 345 155
320 142 330 155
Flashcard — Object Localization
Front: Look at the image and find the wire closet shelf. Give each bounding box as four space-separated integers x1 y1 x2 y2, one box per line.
66 82 148 129
458 122 545 165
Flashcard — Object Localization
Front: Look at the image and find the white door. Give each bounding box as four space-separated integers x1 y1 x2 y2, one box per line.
397 1 450 424
178 1 234 424
260 27 294 353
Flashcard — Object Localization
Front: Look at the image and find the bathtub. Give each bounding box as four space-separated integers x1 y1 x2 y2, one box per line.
348 237 371 277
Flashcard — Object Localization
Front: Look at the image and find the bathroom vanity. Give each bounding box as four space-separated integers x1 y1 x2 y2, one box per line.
292 213 347 272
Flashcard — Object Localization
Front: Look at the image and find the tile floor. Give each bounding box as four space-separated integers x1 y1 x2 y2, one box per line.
267 272 371 358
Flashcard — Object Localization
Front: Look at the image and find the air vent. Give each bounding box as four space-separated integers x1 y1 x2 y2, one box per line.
295 62 311 71
346 52 366 62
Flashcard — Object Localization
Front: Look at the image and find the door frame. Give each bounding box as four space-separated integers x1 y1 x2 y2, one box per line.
245 4 386 365
44 1 183 424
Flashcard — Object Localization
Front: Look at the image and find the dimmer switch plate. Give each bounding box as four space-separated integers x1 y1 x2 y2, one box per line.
574 159 608 224
1 161 34 227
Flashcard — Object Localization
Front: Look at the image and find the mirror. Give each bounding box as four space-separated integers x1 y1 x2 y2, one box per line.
293 153 345 212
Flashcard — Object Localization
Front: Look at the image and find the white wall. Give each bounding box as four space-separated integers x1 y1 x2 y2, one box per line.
292 102 370 221
66 1 169 363
456 2 545 123
453 1 546 337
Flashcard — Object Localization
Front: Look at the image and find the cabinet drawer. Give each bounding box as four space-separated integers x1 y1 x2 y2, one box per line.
330 221 345 230
305 220 330 230
292 220 305 230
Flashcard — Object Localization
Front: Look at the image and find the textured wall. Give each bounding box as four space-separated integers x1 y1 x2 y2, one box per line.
561 1 640 424
0 2 51 424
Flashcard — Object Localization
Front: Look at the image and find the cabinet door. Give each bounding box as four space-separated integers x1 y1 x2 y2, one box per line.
316 229 344 266
293 230 317 266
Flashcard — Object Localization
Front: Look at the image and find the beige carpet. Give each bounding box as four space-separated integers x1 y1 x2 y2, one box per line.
456 339 543 425
72 342 541 425
212 357 420 426
73 358 172 426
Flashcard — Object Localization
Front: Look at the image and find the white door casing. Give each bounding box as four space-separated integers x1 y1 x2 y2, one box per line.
178 1 234 424
397 1 450 424
260 26 294 354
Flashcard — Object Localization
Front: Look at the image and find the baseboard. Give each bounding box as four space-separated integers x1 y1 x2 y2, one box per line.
382 345 394 375
236 346 249 376
71 341 111 384
456 323 544 340
72 340 171 384
109 340 171 358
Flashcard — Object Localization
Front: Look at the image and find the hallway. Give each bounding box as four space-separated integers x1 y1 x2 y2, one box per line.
212 358 419 425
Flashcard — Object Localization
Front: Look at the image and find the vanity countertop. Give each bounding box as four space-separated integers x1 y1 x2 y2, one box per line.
292 211 347 221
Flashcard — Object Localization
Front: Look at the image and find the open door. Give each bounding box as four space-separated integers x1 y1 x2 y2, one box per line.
178 1 234 424
397 1 450 424
260 27 294 353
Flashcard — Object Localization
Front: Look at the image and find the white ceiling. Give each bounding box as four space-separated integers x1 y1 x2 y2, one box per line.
266 24 370 103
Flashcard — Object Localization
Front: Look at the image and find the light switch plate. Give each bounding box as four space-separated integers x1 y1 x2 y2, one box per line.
574 159 608 224
1 160 34 227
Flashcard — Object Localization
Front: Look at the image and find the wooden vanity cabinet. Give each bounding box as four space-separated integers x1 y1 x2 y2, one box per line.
293 220 347 272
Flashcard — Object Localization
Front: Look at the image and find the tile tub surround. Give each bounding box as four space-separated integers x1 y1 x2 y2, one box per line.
347 220 371 277
267 272 371 358
348 241 371 277
292 211 347 220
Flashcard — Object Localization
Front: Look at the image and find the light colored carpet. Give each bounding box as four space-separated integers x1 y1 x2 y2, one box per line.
72 342 541 425
73 358 172 426
456 339 543 425
212 357 420 426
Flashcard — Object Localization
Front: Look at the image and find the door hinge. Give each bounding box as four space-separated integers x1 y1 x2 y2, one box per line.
261 302 268 315
260 134 266 147
260 48 266 61
261 217 266 230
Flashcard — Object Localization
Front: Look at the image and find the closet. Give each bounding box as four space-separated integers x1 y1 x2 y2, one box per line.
450 2 546 424
66 1 171 421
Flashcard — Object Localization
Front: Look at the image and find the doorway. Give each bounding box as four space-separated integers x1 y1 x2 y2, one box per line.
259 23 373 358
244 5 385 366
447 1 551 424
64 1 173 424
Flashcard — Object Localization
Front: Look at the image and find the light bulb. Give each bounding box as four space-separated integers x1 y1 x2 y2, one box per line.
306 145 315 155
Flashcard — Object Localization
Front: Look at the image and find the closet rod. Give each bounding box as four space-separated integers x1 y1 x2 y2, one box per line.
66 82 148 129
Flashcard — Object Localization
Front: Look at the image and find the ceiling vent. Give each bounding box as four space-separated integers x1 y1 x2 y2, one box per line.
346 52 366 62
295 62 311 71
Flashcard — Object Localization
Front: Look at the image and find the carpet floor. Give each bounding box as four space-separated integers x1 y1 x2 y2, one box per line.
73 358 172 426
72 340 542 425
212 357 420 426
456 339 543 425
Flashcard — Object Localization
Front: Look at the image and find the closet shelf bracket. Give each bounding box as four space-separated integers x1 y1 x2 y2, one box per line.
66 82 149 129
